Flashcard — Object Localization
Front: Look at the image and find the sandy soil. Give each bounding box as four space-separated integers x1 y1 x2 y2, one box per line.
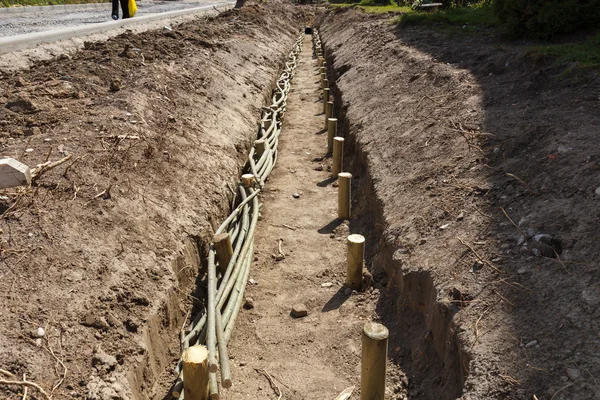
0 3 306 399
319 8 600 400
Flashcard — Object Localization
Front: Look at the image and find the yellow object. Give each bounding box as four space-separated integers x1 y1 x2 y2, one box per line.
128 0 137 17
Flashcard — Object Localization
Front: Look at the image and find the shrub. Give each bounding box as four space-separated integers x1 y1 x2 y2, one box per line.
493 0 600 38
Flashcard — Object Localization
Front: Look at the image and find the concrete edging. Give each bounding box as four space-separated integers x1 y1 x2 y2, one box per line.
0 1 233 54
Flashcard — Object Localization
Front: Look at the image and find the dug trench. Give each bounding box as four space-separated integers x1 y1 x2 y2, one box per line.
0 3 309 399
318 7 600 400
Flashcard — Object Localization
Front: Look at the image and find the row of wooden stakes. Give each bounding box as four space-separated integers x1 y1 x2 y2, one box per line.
316 30 390 400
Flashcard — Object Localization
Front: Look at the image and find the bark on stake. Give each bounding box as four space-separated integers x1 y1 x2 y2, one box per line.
318 57 324 67
346 234 364 288
323 88 330 113
241 173 256 188
214 233 233 276
321 73 326 89
338 172 352 220
182 345 210 400
327 118 337 153
332 136 344 177
325 101 334 129
361 322 389 400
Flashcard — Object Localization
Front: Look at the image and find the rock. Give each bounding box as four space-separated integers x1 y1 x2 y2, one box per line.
86 376 122 400
36 327 45 338
249 278 257 285
581 287 600 306
439 223 450 230
291 303 308 318
15 77 28 87
566 368 581 381
595 186 600 196
243 297 254 310
517 267 528 274
321 282 333 288
332 181 338 188
92 348 117 371
314 165 324 171
456 212 465 222
292 193 300 199
525 340 538 348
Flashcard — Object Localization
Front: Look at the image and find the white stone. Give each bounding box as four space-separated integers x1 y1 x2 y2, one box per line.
0 158 31 188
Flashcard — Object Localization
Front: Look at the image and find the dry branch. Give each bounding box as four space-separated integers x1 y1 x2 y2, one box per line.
0 377 50 399
256 369 282 400
456 237 501 273
31 154 73 182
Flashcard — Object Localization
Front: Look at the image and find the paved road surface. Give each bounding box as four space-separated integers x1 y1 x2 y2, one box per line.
0 0 221 37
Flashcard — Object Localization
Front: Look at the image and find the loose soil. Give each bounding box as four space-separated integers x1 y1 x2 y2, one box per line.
319 8 600 400
0 3 307 399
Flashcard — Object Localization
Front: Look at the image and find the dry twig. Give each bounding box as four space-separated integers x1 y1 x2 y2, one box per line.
456 237 501 273
499 207 526 239
551 383 574 400
0 376 50 399
31 154 73 182
256 369 282 400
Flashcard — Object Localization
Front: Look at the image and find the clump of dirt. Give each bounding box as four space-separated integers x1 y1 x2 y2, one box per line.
0 3 307 399
320 8 600 400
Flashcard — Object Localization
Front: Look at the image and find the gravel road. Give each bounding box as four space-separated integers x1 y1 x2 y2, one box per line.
0 0 222 37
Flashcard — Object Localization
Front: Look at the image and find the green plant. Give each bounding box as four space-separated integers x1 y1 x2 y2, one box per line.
493 0 600 39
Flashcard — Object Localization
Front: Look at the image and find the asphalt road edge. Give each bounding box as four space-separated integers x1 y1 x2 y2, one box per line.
0 1 234 54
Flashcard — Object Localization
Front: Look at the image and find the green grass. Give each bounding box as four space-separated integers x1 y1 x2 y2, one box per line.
531 32 600 68
394 1 498 32
329 0 412 14
1 0 108 7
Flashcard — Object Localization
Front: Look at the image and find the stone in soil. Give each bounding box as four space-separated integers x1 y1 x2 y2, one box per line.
291 303 308 318
244 297 255 310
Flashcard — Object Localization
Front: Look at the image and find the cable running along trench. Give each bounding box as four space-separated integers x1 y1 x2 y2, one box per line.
171 34 304 399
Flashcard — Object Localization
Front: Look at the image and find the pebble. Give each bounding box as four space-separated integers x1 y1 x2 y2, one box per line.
566 367 581 381
36 327 45 338
456 212 465 222
321 282 334 288
581 287 600 306
244 297 255 310
440 223 450 230
314 165 324 171
291 303 308 318
517 267 528 274
249 279 258 285
525 340 538 348
595 186 600 196
292 193 300 199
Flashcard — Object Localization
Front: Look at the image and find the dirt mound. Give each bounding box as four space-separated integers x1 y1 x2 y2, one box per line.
0 3 306 399
320 8 600 400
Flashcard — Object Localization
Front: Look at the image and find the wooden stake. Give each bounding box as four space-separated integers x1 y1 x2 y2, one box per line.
182 345 210 400
338 172 352 220
327 118 337 153
318 57 324 67
254 139 266 158
214 233 233 275
323 88 330 113
325 101 334 129
346 234 364 288
332 136 344 177
241 173 255 188
360 322 388 400
320 73 326 88
323 78 329 90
